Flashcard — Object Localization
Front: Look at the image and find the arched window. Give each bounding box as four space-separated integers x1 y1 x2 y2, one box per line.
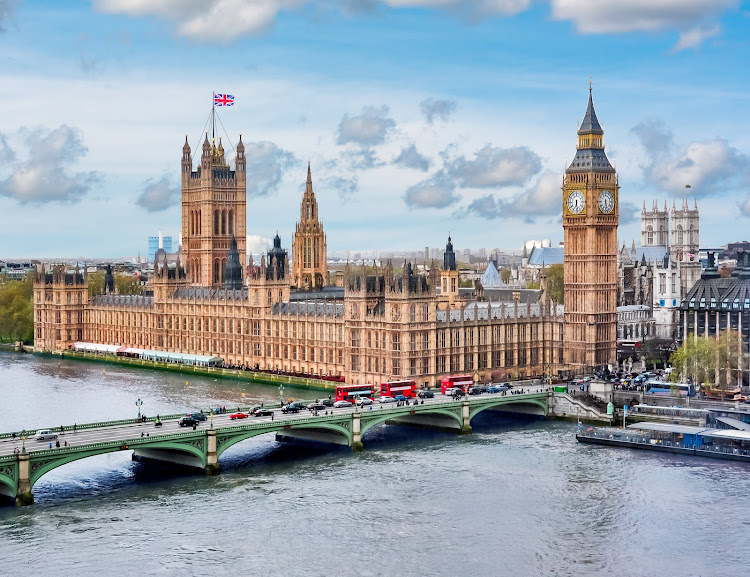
228 210 233 235
221 258 227 282
647 225 653 245
198 210 202 234
214 260 220 283
214 211 219 235
221 210 226 235
676 225 683 246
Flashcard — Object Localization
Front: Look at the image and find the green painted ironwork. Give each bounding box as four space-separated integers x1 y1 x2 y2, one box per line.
1 393 549 500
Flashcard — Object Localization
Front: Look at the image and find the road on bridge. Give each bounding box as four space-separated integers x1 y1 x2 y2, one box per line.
0 385 550 457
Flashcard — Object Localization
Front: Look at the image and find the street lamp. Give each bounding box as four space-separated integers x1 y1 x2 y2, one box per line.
209 408 214 429
135 398 143 420
278 383 284 406
21 430 26 454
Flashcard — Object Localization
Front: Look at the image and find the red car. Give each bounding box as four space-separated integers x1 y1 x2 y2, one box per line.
230 412 248 420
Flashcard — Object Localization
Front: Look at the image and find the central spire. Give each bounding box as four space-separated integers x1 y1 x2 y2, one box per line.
567 85 614 173
578 86 603 136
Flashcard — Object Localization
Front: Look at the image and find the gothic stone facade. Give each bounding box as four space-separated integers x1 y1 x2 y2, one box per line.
34 118 575 385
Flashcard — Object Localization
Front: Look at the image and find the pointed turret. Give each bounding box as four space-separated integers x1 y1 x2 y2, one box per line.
568 87 613 173
306 161 313 194
577 87 604 135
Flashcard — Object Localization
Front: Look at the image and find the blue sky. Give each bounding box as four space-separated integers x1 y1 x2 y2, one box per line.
0 0 749 259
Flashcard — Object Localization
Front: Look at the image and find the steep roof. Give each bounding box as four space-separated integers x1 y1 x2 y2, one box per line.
481 260 504 287
578 89 604 135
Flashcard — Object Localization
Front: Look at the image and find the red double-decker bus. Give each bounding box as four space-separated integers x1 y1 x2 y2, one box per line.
335 384 375 402
380 380 417 398
440 374 474 394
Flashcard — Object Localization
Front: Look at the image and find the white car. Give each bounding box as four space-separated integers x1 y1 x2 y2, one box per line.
333 400 353 408
356 397 373 406
379 396 396 403
35 429 58 441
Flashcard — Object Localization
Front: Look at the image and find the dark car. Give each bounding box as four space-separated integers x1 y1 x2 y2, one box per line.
307 402 326 411
281 403 304 414
321 399 334 407
189 413 207 421
179 416 199 427
253 408 274 417
468 386 483 395
417 390 434 398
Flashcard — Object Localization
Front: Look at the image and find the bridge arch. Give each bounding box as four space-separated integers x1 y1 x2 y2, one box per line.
359 407 463 437
468 398 548 421
28 440 206 490
0 465 16 498
216 422 353 457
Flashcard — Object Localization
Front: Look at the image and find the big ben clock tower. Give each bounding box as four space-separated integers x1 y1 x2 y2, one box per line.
563 86 618 371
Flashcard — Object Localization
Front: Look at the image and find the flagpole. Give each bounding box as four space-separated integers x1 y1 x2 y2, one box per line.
211 93 216 141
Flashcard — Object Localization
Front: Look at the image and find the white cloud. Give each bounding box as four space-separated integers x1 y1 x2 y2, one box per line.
342 147 383 170
446 144 542 188
96 0 532 40
550 0 737 35
322 174 359 202
463 170 560 219
632 120 750 197
671 25 721 53
247 233 273 255
420 97 457 124
337 105 395 146
0 0 19 33
393 144 430 171
243 141 298 197
403 171 459 209
0 125 102 204
740 195 750 218
136 174 180 211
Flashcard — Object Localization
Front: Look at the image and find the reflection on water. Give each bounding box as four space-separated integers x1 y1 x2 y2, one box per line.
1 352 749 577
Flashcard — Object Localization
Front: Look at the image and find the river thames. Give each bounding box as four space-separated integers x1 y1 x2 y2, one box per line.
1 351 748 577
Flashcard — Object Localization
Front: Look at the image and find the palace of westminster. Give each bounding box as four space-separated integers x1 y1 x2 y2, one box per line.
33 90 681 386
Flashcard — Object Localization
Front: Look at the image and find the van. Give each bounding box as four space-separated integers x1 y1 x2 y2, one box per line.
34 429 58 441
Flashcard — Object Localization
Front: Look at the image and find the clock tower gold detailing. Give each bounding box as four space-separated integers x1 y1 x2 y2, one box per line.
563 87 618 370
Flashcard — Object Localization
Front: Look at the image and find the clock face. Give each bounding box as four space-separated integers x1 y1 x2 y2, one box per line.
598 190 615 214
567 190 585 214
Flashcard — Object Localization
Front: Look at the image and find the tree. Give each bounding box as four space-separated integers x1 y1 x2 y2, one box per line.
669 330 743 397
526 281 540 289
115 274 142 295
641 337 674 369
544 264 564 304
500 268 511 284
87 271 104 296
0 276 34 343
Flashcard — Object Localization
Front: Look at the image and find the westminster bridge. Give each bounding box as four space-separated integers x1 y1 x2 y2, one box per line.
0 390 607 505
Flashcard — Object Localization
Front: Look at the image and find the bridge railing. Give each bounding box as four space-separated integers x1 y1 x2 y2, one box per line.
1 392 549 441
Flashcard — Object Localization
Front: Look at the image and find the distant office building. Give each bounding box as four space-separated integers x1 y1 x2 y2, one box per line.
148 232 173 264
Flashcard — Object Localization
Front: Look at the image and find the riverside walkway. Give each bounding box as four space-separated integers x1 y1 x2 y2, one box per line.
0 391 549 505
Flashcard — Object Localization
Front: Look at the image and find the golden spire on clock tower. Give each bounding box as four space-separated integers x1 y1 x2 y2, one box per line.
562 85 619 371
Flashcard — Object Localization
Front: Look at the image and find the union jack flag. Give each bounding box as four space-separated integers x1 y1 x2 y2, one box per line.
214 93 234 106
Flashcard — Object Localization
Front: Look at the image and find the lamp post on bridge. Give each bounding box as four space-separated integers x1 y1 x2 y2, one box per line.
278 383 284 406
21 430 26 454
135 398 143 420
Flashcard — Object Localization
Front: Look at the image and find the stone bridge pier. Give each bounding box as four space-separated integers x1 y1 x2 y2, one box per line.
17 453 33 506
206 429 219 475
352 412 363 452
461 400 472 434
